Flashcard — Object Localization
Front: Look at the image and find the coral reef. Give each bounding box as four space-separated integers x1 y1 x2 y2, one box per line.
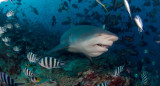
77 69 132 86
51 69 132 86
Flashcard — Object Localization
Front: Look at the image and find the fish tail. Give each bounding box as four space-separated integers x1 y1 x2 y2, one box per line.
129 14 132 20
103 5 109 14
60 62 65 67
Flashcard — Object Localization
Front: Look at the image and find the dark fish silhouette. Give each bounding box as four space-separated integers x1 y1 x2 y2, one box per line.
30 6 39 15
72 4 79 9
52 16 56 26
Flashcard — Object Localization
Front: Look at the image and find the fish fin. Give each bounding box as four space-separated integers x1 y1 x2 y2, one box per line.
129 14 132 20
46 44 68 55
60 61 65 67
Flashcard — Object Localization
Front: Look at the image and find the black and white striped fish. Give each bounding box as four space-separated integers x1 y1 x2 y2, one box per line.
0 26 7 35
113 65 124 77
141 71 150 86
38 57 65 69
30 76 40 83
23 68 36 77
0 72 24 86
27 52 38 63
96 81 110 86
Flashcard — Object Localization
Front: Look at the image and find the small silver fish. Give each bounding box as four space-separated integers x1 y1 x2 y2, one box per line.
13 46 21 52
134 15 143 32
155 41 160 43
0 26 7 35
14 23 20 29
113 65 124 77
124 0 132 19
2 37 11 43
5 23 13 29
6 10 14 17
27 52 38 63
38 57 64 69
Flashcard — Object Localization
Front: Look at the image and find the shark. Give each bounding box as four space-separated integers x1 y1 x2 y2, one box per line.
47 25 118 62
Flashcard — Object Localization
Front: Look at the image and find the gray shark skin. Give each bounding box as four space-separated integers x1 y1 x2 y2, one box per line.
47 25 118 61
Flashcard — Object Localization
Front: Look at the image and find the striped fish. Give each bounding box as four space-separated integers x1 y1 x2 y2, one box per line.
27 52 38 63
113 65 124 77
0 26 7 35
96 81 110 86
141 71 150 86
38 57 65 69
23 68 35 77
0 72 24 86
30 76 40 83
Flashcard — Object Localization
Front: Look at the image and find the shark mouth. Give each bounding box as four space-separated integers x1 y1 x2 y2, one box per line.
96 44 111 49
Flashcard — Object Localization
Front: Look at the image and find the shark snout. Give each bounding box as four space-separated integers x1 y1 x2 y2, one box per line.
108 35 118 41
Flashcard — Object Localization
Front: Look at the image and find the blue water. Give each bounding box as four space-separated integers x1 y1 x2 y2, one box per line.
0 0 160 86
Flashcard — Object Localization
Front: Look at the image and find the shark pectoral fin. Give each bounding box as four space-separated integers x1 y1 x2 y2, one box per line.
46 44 68 55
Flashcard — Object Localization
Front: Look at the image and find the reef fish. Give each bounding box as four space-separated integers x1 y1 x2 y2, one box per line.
6 10 14 17
0 27 7 36
23 68 36 77
0 72 24 86
2 37 11 43
27 52 38 63
13 46 21 52
124 0 132 19
141 71 150 86
134 15 143 32
96 0 109 13
38 57 64 69
113 65 124 77
30 76 40 83
47 25 118 62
